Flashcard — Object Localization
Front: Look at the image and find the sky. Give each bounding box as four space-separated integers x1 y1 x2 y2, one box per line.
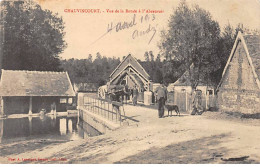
37 0 260 60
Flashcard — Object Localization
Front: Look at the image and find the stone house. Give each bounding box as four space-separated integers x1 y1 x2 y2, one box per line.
217 32 260 114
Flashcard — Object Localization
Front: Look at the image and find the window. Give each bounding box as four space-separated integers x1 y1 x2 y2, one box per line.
181 89 186 93
68 98 73 104
207 90 213 95
60 98 67 103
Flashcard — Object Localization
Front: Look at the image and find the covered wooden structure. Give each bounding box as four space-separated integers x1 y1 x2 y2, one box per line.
107 54 151 102
0 70 76 116
217 32 260 114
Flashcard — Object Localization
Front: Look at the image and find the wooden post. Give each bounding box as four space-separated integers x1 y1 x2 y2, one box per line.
112 105 113 121
186 91 188 113
205 90 208 110
97 100 100 115
0 119 3 143
108 102 110 120
28 116 32 134
0 97 4 117
29 96 32 115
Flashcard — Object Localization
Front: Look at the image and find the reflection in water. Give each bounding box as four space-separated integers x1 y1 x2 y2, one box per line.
59 118 67 135
68 119 73 133
77 120 102 138
0 115 102 144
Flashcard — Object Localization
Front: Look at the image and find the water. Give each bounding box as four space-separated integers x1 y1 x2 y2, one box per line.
0 115 102 144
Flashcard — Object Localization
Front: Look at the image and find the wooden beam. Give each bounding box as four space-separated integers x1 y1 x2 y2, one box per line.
0 97 4 117
29 96 32 115
28 116 32 134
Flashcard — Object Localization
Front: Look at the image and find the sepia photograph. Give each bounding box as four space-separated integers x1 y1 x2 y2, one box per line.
0 0 259 164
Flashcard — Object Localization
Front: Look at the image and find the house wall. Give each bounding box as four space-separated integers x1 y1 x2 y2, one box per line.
3 97 29 114
218 41 260 114
167 85 215 112
3 96 74 115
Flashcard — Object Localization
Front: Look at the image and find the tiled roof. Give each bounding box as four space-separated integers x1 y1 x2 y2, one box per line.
0 70 75 96
173 64 214 87
173 69 192 86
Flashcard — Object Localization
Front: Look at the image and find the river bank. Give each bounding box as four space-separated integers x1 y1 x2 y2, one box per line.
1 105 260 164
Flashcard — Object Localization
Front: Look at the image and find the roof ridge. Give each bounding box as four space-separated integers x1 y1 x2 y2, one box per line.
2 69 66 74
243 34 260 37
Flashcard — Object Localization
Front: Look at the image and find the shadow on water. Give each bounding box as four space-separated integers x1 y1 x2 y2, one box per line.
115 133 258 164
0 115 102 156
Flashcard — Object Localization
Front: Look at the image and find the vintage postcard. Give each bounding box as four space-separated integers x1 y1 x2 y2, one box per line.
0 0 259 164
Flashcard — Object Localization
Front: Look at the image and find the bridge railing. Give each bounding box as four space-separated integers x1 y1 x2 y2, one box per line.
82 95 125 125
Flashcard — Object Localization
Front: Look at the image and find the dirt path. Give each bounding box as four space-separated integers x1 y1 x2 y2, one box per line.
1 105 260 164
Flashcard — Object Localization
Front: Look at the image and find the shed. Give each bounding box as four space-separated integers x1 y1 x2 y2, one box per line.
168 65 215 112
0 70 76 115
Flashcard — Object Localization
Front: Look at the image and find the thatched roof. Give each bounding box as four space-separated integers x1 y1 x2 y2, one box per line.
0 70 75 96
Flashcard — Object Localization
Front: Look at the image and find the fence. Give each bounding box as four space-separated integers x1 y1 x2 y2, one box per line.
167 91 216 112
81 95 125 125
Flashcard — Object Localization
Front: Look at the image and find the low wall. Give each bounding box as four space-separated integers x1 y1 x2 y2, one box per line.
78 107 120 134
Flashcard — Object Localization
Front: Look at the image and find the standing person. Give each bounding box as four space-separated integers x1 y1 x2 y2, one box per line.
132 85 138 106
51 102 56 115
155 82 168 118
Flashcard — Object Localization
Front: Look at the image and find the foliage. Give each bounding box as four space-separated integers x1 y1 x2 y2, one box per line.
140 51 164 83
211 23 257 85
61 53 120 86
144 51 149 62
0 0 66 71
159 0 221 88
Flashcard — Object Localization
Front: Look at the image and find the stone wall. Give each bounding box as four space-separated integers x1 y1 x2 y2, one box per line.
218 89 260 114
218 41 260 114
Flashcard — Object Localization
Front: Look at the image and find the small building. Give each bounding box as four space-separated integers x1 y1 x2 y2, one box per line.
0 70 76 116
168 66 215 113
217 32 260 114
108 54 151 102
73 83 98 93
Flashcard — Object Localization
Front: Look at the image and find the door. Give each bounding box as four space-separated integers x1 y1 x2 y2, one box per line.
176 89 187 112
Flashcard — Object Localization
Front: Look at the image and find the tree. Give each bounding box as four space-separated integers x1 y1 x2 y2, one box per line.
149 51 154 62
88 54 93 62
144 51 149 62
0 0 67 71
152 68 163 83
61 54 120 84
159 0 221 88
156 54 161 62
211 23 259 85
